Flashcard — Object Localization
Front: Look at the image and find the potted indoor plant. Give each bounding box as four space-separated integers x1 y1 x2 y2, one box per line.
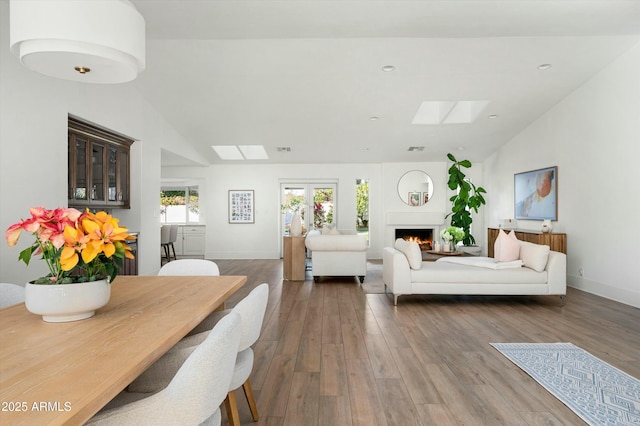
445 153 487 246
5 207 135 322
440 226 465 252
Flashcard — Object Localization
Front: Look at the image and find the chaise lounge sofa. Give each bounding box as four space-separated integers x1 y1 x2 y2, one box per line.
305 229 368 283
383 238 566 305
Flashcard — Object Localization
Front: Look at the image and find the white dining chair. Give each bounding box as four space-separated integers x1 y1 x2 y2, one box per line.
86 312 242 426
0 283 25 308
127 283 269 426
218 283 269 426
157 259 220 276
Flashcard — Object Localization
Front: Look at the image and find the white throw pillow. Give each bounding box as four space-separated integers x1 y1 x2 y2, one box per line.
329 227 340 235
494 229 520 262
394 238 422 270
519 241 551 272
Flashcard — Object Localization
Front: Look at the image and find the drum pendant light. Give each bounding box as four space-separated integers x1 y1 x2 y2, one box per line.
9 0 145 84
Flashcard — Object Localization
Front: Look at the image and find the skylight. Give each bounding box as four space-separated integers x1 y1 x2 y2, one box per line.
212 145 269 160
412 101 490 125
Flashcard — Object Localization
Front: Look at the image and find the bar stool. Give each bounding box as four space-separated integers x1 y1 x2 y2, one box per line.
160 225 171 263
168 225 178 261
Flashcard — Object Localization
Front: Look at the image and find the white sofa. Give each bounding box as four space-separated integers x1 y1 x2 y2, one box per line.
383 239 566 305
305 229 368 283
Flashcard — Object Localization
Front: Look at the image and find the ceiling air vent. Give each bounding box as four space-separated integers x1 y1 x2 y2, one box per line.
277 147 291 152
408 146 425 152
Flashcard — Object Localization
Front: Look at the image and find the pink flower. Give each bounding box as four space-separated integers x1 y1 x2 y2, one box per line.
5 207 81 247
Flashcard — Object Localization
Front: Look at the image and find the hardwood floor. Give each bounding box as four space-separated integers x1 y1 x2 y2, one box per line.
214 259 640 426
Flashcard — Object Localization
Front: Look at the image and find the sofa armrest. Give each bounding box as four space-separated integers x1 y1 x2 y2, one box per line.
546 251 567 295
382 247 413 297
305 234 367 251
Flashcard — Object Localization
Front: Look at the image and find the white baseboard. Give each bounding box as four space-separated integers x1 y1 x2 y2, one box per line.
567 274 639 309
205 250 281 260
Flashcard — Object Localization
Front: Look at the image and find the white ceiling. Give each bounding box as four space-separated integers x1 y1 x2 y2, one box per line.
129 0 640 166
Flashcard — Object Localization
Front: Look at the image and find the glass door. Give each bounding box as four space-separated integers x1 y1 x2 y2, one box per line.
280 182 337 236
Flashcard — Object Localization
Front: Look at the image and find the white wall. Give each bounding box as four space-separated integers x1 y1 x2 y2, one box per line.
163 160 470 260
484 41 640 308
0 1 206 284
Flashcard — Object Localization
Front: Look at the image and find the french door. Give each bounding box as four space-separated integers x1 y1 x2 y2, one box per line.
280 182 337 237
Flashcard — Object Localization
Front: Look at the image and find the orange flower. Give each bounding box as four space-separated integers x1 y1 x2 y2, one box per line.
59 226 90 271
80 211 133 263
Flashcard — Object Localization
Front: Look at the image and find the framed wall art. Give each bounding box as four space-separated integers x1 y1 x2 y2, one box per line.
514 166 557 221
228 190 254 224
408 191 421 206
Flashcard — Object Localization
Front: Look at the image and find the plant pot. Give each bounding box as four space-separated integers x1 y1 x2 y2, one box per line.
25 279 111 323
290 213 303 236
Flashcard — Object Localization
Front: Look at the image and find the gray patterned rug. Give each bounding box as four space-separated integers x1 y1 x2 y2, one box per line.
491 342 640 425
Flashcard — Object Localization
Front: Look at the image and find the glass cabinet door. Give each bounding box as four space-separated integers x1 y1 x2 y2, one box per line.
68 117 133 209
69 134 89 201
108 147 118 202
91 142 105 202
118 149 129 203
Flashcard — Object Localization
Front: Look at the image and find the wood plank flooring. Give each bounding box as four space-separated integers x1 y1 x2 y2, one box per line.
214 259 640 426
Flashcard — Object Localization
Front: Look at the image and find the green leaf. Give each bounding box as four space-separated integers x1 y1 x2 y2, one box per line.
458 160 472 168
447 153 456 162
18 246 35 266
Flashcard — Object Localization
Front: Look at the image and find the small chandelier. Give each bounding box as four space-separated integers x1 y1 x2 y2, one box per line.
9 0 146 84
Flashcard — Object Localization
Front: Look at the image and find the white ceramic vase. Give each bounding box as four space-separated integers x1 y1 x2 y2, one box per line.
25 279 111 322
290 213 303 236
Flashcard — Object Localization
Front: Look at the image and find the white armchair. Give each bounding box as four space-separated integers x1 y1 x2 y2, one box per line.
304 229 368 283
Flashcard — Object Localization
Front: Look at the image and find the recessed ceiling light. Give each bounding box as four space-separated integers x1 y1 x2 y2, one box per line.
381 65 395 72
537 63 552 70
457 146 465 151
488 114 498 119
369 116 379 121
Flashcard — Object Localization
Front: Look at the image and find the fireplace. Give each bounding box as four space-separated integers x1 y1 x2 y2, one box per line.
395 228 434 251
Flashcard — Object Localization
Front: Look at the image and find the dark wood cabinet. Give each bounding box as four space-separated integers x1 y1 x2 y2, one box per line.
68 117 133 209
487 227 567 257
119 233 138 276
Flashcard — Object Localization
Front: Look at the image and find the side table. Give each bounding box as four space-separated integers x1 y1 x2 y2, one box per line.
283 235 306 281
422 250 464 262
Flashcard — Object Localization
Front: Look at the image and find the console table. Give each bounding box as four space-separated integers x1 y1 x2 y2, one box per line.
487 228 567 257
283 235 306 280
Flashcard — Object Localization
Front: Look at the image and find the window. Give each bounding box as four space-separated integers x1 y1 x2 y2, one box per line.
356 178 369 240
160 186 200 224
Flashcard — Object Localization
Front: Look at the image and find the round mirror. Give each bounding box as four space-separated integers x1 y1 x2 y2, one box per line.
397 170 433 206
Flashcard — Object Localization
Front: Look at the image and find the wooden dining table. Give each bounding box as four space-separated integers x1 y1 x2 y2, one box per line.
0 274 246 426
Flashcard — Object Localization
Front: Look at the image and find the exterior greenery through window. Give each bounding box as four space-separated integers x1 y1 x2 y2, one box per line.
356 179 369 238
160 187 200 224
313 189 334 228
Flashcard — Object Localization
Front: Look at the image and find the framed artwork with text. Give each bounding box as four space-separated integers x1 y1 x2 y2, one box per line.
229 190 255 223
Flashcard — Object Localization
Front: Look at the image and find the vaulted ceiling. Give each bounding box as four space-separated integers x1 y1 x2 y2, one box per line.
129 0 640 166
